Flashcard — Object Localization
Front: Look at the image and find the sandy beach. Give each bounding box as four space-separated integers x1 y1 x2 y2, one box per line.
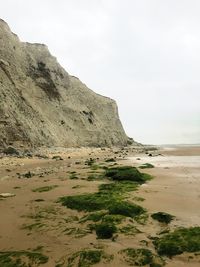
0 145 199 266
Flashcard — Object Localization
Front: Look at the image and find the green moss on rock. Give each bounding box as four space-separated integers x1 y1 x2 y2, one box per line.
95 223 117 239
154 227 200 257
151 212 174 224
105 166 151 183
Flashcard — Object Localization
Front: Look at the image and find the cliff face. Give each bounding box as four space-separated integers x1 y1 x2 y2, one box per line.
0 19 129 149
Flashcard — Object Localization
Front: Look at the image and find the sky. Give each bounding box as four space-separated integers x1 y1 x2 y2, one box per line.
1 0 200 144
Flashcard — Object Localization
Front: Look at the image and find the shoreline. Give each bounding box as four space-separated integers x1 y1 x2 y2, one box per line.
126 146 200 227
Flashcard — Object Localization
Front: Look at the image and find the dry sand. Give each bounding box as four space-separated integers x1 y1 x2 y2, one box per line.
0 145 199 266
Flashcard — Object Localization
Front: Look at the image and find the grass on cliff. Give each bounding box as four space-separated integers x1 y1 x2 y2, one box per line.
153 227 200 257
0 250 48 267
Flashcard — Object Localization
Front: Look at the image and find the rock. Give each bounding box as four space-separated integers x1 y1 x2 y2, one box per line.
0 58 9 66
23 171 35 178
23 150 33 157
52 155 63 160
25 153 33 158
18 171 35 178
0 193 15 198
0 19 132 149
3 146 20 155
35 154 49 159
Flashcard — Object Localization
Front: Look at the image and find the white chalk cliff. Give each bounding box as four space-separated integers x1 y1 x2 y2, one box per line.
0 19 130 149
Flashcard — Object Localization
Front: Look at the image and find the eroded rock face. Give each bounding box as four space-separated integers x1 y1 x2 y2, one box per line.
0 19 129 149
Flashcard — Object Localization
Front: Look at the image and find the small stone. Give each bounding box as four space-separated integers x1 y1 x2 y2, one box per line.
35 154 48 159
0 193 15 198
22 171 35 178
52 155 63 160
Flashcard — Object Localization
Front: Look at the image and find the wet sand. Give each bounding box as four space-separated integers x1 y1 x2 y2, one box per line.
127 146 200 267
0 145 199 266
128 146 200 227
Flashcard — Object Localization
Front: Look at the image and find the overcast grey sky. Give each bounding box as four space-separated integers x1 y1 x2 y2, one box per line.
1 0 200 144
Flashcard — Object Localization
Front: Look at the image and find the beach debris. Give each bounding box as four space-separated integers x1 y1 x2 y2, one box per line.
0 193 16 198
18 171 35 179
